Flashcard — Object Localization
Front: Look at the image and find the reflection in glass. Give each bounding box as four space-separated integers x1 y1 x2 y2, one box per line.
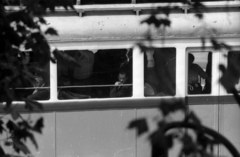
144 48 176 97
57 49 132 99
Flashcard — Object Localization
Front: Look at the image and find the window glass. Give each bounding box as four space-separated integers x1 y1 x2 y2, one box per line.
227 51 240 93
57 49 132 99
188 52 212 95
144 48 176 97
2 51 50 101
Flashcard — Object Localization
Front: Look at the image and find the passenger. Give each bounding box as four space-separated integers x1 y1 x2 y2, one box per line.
110 70 132 98
27 62 50 100
188 53 210 94
58 50 95 99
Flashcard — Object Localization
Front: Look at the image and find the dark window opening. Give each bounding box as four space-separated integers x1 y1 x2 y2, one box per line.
144 48 176 97
57 49 132 99
226 51 240 93
0 51 50 101
188 52 212 95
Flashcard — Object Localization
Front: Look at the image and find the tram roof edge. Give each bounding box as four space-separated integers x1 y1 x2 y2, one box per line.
4 1 240 14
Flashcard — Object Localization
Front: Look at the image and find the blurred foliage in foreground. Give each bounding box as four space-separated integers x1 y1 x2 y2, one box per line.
0 0 79 156
129 1 240 157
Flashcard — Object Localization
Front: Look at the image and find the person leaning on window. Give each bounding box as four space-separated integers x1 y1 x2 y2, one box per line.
188 53 210 94
110 70 132 97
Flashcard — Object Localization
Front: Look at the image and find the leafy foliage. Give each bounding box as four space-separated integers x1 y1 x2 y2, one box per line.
0 0 76 156
129 103 240 157
129 1 240 157
128 118 148 136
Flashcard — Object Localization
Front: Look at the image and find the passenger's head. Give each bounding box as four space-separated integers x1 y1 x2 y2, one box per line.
189 53 195 64
118 70 128 84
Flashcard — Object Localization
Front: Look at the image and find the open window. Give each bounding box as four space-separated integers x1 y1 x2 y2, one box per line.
57 49 132 99
144 48 176 97
187 52 212 95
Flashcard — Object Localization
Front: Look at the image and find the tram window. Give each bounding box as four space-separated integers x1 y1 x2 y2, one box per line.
188 52 212 95
227 51 240 93
57 49 132 99
144 48 176 97
24 51 50 101
2 51 50 101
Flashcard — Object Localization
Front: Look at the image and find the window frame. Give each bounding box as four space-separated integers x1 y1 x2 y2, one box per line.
49 43 137 101
186 47 220 96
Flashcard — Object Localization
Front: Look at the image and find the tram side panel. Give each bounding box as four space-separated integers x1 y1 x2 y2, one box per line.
136 108 185 157
0 112 55 157
55 109 136 157
219 102 240 156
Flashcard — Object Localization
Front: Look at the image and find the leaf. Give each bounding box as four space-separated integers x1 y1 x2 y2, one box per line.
141 15 171 28
186 111 201 125
0 120 4 134
159 18 171 28
181 134 196 156
149 130 167 157
128 118 148 136
195 13 203 19
33 117 44 134
0 146 5 156
13 138 31 155
6 121 18 132
166 134 174 149
38 17 47 25
4 141 12 146
26 131 38 149
141 15 159 27
159 98 186 116
45 27 58 36
18 121 31 130
10 107 20 120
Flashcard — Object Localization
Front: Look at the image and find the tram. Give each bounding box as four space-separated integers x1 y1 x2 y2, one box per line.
3 1 240 157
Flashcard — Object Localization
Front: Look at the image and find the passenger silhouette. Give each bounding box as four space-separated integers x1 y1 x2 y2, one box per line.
188 53 210 94
110 69 132 98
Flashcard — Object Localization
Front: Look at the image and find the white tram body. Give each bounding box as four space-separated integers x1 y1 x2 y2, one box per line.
4 1 240 157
